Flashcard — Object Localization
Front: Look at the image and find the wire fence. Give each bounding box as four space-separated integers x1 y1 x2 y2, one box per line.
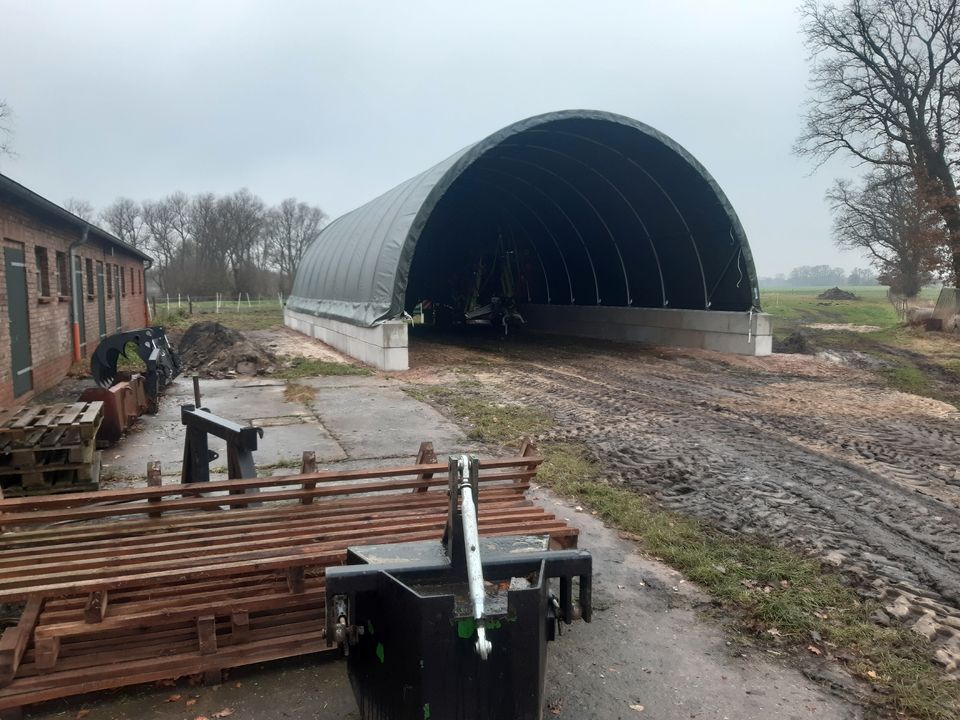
147 292 286 322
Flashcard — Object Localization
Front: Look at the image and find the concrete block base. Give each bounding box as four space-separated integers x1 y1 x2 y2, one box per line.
520 304 772 356
284 309 409 371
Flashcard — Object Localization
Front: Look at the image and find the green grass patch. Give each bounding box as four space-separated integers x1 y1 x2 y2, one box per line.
115 341 147 373
403 383 551 443
943 360 960 379
879 366 931 395
537 442 960 720
272 357 370 379
155 304 284 332
761 287 901 329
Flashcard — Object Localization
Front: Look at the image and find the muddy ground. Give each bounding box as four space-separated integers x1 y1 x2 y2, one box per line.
407 332 960 676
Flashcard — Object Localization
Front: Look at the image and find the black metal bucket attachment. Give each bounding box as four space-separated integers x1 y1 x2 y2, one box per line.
325 455 592 720
90 326 180 413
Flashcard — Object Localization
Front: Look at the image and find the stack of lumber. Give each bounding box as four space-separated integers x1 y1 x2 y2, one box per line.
0 402 104 497
0 442 576 715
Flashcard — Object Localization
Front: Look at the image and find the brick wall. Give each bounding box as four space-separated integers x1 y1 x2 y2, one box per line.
0 202 148 409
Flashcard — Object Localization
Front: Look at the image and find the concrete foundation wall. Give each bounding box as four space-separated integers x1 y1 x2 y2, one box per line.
520 304 773 356
284 309 409 371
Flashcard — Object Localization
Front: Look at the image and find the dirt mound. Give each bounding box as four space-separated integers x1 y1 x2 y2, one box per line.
177 322 275 377
773 330 813 354
817 287 858 300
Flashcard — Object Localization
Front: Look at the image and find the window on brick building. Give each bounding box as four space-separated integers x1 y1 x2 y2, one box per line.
120 265 126 296
129 267 134 295
106 264 113 299
55 251 69 296
85 258 94 299
34 246 51 297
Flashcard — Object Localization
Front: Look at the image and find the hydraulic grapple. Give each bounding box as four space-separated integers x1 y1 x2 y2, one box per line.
90 326 180 412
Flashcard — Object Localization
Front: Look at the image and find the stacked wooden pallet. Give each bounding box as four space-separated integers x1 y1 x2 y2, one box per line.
0 442 576 715
0 403 104 497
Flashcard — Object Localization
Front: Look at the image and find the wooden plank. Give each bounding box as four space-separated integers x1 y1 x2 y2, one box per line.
286 566 305 594
0 596 43 685
0 505 550 576
0 521 575 602
0 475 536 525
0 629 331 710
7 407 45 431
0 511 562 591
299 451 317 505
146 461 162 519
33 637 59 671
77 403 102 426
0 489 530 556
0 485 529 551
83 591 107 624
197 616 217 655
230 611 249 641
54 404 84 428
0 455 543 513
413 441 437 493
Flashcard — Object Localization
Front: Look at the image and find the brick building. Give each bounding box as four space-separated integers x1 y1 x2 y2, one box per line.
1 173 151 408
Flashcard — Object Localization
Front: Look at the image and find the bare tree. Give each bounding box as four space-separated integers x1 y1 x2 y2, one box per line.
64 198 95 222
264 198 327 292
797 0 960 284
168 191 192 259
0 99 13 159
100 198 145 248
141 199 178 293
828 165 946 296
218 189 265 291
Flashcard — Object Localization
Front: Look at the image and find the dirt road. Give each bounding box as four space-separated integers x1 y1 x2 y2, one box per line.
410 334 960 674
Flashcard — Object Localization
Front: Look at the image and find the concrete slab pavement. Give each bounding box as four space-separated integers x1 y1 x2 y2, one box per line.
101 375 466 481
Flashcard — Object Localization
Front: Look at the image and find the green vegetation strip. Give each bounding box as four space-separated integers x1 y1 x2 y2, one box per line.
411 382 959 719
273 357 370 379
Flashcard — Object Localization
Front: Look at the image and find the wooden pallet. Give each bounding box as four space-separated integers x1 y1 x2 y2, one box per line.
0 403 104 498
0 403 104 450
0 442 574 713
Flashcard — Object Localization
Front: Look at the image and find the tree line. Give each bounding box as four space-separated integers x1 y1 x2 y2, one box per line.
64 192 326 297
761 266 879 288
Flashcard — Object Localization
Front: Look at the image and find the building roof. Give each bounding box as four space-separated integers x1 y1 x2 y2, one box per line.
288 109 760 327
0 172 152 262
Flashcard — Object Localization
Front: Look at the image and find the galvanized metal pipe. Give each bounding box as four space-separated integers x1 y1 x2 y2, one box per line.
457 455 492 660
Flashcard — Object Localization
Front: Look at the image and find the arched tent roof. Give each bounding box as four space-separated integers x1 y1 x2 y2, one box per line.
288 110 760 326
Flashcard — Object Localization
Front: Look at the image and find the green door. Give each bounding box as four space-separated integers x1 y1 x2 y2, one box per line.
4 245 33 397
114 267 121 330
96 261 106 339
74 255 86 348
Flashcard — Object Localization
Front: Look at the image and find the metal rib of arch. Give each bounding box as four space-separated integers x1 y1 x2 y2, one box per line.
288 109 760 326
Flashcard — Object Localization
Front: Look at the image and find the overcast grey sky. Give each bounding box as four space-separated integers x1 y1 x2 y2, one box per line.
0 0 862 276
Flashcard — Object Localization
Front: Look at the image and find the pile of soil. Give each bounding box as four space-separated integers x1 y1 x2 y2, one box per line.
773 329 813 354
177 322 275 378
817 287 858 300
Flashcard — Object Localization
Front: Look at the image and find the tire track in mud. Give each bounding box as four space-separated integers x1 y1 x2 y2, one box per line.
479 352 960 673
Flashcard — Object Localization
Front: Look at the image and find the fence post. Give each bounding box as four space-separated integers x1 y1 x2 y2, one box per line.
166 294 170 312
236 293 241 312
246 292 251 308
188 296 193 315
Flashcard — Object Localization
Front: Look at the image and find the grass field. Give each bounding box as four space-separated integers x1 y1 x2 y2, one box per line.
151 299 284 331
760 286 960 408
760 285 941 330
